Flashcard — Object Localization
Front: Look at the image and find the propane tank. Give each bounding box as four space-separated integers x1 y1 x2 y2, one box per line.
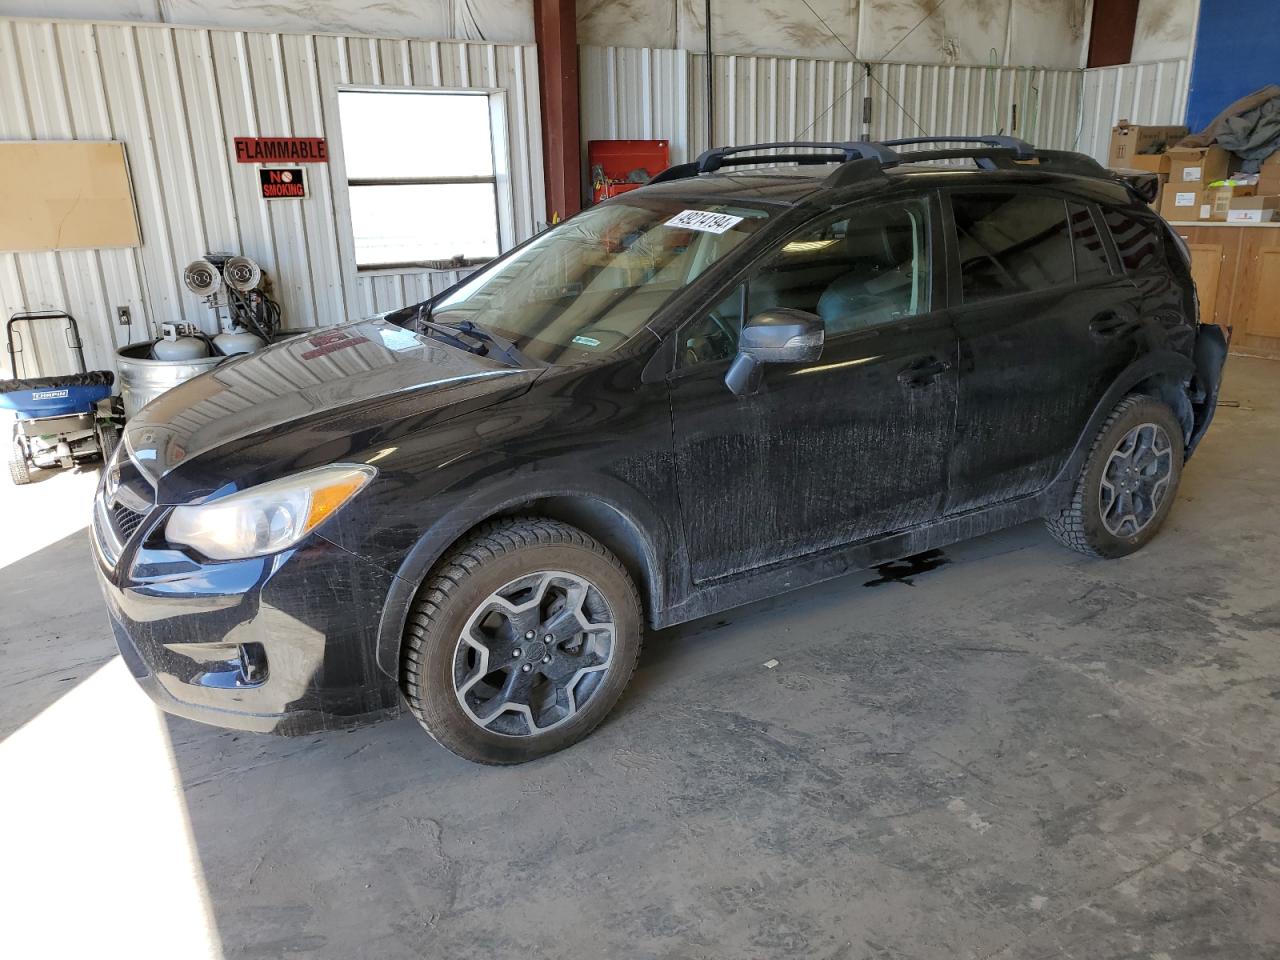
212 331 266 356
151 322 210 361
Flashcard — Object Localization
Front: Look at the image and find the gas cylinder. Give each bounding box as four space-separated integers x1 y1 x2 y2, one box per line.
151 333 210 361
212 331 266 356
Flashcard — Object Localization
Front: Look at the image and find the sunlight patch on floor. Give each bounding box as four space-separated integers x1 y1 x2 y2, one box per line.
0 657 223 959
0 458 101 572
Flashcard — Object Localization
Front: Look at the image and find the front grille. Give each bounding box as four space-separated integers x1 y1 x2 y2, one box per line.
94 443 158 567
112 502 146 541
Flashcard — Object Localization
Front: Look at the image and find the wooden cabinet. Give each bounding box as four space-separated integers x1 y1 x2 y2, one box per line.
1171 222 1280 358
1187 242 1222 327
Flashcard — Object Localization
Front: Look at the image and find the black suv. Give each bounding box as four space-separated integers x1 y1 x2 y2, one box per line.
93 137 1226 764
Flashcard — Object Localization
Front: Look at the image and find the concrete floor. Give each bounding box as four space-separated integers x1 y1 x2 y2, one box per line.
2 356 1279 960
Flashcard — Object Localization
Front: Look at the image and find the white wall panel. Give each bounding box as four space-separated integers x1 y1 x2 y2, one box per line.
0 1 535 43
1132 0 1197 63
0 16 544 377
582 45 1083 167
580 0 1091 70
7 0 1185 69
1077 58 1189 164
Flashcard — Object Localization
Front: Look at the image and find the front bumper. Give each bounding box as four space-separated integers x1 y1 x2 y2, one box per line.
94 515 402 736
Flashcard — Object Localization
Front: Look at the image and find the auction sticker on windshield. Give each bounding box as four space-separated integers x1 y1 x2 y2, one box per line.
665 209 744 234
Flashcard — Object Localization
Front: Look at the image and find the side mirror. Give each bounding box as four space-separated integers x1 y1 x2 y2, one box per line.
724 308 824 396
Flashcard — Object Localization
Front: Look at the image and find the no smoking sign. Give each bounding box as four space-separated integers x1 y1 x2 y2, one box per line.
259 167 306 199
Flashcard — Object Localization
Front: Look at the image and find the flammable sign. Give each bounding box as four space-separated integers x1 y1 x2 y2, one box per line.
259 167 306 199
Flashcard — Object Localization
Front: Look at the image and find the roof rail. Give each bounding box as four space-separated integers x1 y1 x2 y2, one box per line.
648 140 900 185
645 135 1118 191
882 135 1036 160
985 148 1110 177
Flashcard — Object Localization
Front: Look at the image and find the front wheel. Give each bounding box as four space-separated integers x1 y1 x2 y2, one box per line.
1046 394 1185 558
401 517 643 764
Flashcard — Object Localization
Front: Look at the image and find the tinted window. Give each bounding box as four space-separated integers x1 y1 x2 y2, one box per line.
1070 202 1112 279
1103 207 1160 273
754 201 931 336
951 194 1074 302
677 200 932 366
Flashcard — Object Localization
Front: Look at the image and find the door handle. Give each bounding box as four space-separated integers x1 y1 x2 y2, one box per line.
1089 311 1133 340
897 356 952 388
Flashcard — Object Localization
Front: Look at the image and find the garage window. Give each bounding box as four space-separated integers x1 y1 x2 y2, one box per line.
337 90 501 270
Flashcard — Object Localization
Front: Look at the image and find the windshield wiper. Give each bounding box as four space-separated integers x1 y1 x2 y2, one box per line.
415 303 533 367
408 302 484 357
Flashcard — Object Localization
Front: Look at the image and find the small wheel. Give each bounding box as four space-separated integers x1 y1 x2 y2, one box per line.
401 516 643 764
9 435 31 486
9 454 31 485
96 419 120 464
1046 394 1184 558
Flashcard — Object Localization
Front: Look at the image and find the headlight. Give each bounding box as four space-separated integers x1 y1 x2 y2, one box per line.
165 464 376 560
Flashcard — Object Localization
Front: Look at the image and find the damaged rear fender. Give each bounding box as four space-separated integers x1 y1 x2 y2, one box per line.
1040 350 1196 514
1187 322 1228 457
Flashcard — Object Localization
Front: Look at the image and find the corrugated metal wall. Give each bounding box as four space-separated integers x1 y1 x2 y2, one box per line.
0 16 544 378
1076 59 1190 164
0 17 1191 379
581 46 1084 166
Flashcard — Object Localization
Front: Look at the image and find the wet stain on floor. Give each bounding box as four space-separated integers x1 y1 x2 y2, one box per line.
863 549 950 587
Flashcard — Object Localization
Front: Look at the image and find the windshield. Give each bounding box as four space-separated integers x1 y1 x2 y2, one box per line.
429 197 774 363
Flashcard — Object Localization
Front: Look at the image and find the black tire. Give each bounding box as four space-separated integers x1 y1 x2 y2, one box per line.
96 419 120 464
401 516 643 764
9 436 31 486
9 453 31 485
1046 394 1185 558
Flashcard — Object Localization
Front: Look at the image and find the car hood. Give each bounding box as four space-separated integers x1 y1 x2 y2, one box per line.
125 319 541 501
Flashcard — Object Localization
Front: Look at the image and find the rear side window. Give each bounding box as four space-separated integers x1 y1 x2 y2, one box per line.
951 193 1075 302
1103 207 1160 273
1070 202 1112 279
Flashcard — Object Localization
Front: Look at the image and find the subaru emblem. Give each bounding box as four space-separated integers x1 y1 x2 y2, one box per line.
105 464 121 501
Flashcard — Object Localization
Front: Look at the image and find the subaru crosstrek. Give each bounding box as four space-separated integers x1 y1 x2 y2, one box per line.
93 137 1227 764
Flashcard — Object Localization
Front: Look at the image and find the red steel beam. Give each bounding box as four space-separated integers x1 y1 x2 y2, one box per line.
533 0 582 222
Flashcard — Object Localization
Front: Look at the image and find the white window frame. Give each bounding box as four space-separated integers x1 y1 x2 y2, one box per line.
336 85 517 275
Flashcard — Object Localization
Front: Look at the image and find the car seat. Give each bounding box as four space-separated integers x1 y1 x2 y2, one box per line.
817 217 916 334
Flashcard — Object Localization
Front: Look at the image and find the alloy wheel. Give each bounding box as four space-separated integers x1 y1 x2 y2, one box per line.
1099 422 1173 538
453 570 616 737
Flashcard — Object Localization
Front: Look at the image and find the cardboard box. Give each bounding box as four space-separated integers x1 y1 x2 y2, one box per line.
1168 145 1234 187
1227 195 1280 223
1108 121 1188 168
1114 153 1173 175
1209 183 1255 220
1161 185 1210 221
1257 171 1280 195
1150 173 1169 211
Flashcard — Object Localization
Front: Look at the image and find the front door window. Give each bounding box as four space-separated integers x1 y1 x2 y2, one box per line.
677 199 932 368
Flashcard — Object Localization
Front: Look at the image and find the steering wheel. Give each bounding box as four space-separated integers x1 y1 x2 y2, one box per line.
682 308 739 366
707 308 737 345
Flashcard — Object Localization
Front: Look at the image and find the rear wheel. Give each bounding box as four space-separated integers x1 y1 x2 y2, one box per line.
401 517 643 764
1046 394 1184 558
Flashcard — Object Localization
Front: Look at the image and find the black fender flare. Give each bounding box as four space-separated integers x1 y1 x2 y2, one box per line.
372 471 673 680
1188 322 1228 456
1040 349 1194 513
